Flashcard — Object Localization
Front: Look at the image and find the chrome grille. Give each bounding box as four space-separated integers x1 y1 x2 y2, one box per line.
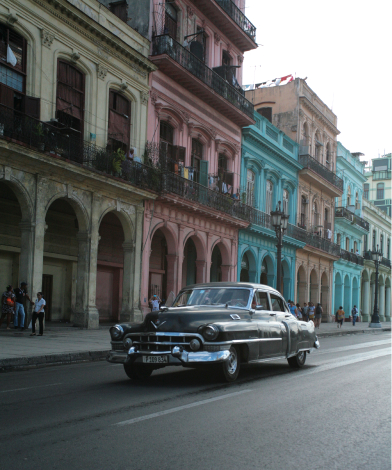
127 333 201 353
111 342 125 351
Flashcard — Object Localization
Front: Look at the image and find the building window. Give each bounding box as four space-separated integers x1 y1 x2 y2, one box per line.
313 202 319 229
196 26 207 64
380 234 384 254
56 60 85 139
164 3 178 39
246 169 255 206
354 241 358 253
387 238 390 258
377 183 384 199
372 230 376 250
265 180 273 214
346 237 350 251
107 90 130 152
191 139 203 183
300 196 306 227
364 184 369 200
257 107 272 123
346 186 351 207
222 50 231 67
218 154 233 195
314 133 322 161
283 189 289 215
160 121 185 174
364 234 368 252
109 1 128 22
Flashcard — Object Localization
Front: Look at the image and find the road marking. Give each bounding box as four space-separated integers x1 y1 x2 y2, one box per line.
298 348 390 378
0 382 63 394
114 389 252 426
316 338 391 355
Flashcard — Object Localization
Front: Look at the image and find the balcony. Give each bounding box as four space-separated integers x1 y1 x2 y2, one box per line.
161 171 250 223
190 0 257 51
363 251 392 268
150 35 254 126
0 104 158 192
340 249 364 266
299 154 343 197
373 170 391 181
335 207 370 232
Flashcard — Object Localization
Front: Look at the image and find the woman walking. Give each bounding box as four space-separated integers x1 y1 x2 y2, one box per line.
336 306 345 328
0 285 15 330
314 303 323 328
30 292 46 336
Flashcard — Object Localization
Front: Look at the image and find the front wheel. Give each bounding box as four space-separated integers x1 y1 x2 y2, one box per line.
287 351 306 368
222 346 240 382
123 363 153 380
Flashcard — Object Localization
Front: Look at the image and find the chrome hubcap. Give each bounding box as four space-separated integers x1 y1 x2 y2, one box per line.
227 350 237 374
298 352 305 362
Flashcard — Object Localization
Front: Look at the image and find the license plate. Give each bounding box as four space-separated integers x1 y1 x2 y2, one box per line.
142 355 169 364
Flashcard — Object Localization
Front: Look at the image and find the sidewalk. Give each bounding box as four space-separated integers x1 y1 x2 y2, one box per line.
0 320 390 371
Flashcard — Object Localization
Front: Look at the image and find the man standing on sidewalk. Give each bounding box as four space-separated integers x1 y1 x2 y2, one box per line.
351 305 359 326
14 282 34 331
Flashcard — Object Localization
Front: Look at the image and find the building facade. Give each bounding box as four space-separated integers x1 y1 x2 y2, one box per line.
332 142 369 318
0 0 156 327
363 153 391 217
246 78 343 320
361 199 391 321
238 112 305 300
120 0 257 312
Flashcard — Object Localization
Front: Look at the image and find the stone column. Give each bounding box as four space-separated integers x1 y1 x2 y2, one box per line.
120 242 135 323
166 254 178 300
231 239 237 281
361 279 370 322
176 225 185 293
249 270 257 283
378 283 385 321
195 260 207 283
140 207 152 314
267 274 275 288
385 285 391 321
221 265 231 282
73 231 91 322
131 207 144 322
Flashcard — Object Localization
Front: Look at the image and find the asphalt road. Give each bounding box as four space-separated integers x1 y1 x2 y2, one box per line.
0 333 390 470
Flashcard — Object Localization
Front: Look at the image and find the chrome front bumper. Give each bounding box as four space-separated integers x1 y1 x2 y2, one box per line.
106 348 231 365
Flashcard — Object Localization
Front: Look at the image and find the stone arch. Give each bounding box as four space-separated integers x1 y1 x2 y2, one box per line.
183 231 207 262
343 274 350 317
98 206 134 243
189 124 213 145
239 248 257 283
182 231 207 285
297 265 307 305
45 192 89 233
281 258 291 300
150 222 177 255
1 177 33 222
260 253 275 287
157 105 185 131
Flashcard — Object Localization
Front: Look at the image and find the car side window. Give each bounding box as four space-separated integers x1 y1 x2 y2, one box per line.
269 294 285 312
256 291 269 310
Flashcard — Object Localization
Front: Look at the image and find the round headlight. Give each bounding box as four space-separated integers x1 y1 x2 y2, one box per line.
110 325 124 340
123 337 133 349
189 338 201 351
202 325 219 341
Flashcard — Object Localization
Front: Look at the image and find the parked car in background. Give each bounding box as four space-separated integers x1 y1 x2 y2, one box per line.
107 283 320 382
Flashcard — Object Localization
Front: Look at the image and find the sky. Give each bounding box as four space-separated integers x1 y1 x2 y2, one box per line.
242 0 391 164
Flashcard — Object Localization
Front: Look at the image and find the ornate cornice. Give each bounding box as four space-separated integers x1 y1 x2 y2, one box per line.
32 0 156 75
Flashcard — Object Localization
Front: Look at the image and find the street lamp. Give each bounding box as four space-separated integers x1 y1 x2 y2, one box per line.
271 201 289 295
369 244 383 328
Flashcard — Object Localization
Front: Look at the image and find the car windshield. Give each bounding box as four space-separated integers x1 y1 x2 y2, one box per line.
172 288 252 308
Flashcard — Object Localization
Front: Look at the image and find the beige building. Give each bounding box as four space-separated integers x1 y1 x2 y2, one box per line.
0 0 156 327
246 79 343 320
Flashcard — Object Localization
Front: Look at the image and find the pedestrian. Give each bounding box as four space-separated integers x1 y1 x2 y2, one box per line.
288 301 297 318
296 303 303 320
302 302 309 322
336 306 345 328
351 305 359 326
308 302 315 322
13 282 34 331
0 285 15 330
30 292 46 336
149 294 161 312
314 302 323 328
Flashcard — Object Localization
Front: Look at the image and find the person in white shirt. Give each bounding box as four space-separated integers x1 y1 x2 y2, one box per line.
149 295 161 312
30 292 46 336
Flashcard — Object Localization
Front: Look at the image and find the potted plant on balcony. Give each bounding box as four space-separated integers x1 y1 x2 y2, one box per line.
34 123 46 151
112 148 125 177
93 148 110 173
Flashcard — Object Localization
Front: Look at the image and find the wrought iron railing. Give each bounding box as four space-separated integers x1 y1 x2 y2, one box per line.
214 0 256 42
381 257 392 268
161 171 250 221
363 251 391 268
372 170 391 181
151 34 254 119
340 249 364 266
299 154 343 191
335 206 369 231
0 103 160 191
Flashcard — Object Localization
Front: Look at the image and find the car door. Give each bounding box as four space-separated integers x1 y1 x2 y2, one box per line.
272 293 298 356
253 290 286 358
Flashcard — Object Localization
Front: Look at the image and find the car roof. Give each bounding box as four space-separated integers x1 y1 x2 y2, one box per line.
180 282 282 295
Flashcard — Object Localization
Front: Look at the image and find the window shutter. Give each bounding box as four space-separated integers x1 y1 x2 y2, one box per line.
25 96 40 119
199 160 209 187
0 83 14 108
178 146 186 165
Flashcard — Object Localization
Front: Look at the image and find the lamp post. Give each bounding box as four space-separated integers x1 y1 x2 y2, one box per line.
271 201 289 295
369 244 383 328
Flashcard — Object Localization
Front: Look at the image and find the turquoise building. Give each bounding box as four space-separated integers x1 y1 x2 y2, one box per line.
238 112 305 300
333 142 369 317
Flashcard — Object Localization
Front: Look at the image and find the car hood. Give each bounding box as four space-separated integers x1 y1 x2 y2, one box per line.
121 306 249 334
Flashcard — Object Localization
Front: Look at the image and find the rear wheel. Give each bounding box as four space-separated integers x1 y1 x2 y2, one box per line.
287 351 306 368
123 362 153 380
222 346 240 382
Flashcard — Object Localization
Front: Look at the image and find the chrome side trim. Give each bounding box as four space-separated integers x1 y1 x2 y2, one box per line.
248 355 286 364
205 338 282 346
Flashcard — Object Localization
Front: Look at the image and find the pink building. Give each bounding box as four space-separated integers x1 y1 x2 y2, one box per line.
134 0 256 311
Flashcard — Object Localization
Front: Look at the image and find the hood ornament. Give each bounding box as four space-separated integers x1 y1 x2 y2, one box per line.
151 320 166 330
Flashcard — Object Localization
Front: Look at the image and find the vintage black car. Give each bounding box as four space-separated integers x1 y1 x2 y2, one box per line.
107 283 320 382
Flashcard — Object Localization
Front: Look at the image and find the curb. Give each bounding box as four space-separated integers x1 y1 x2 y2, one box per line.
317 327 391 338
0 350 110 372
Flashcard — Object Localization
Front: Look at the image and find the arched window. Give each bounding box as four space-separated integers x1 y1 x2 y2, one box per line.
107 90 130 152
160 121 174 145
354 241 358 253
355 192 360 209
346 186 351 207
219 154 233 195
164 3 178 39
301 122 309 146
246 169 255 206
283 189 289 215
56 60 85 139
314 132 322 161
377 183 384 199
380 234 384 254
265 180 273 214
326 143 331 165
191 138 203 183
346 237 350 251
